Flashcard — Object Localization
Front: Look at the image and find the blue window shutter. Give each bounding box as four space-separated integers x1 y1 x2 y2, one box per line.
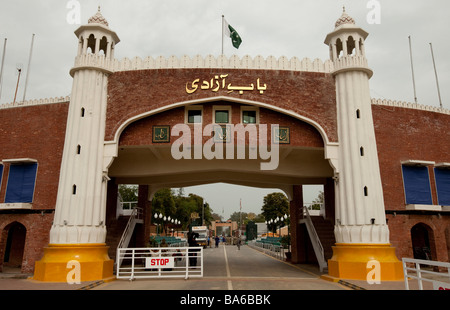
0 165 3 186
5 163 38 203
402 165 432 205
435 168 450 205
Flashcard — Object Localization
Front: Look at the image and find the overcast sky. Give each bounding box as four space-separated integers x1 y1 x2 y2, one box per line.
1 0 449 219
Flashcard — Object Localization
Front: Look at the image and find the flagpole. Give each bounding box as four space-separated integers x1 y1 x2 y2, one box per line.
429 42 443 109
0 38 7 100
408 36 418 104
221 15 224 55
22 33 35 103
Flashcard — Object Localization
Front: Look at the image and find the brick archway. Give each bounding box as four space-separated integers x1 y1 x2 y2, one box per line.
104 97 337 267
1 221 26 272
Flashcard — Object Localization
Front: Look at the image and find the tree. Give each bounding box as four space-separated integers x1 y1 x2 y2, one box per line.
211 212 223 222
261 192 289 233
118 184 138 202
311 190 324 210
152 188 176 234
150 188 214 233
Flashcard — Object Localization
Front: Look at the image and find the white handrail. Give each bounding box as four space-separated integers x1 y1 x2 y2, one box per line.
116 207 143 267
300 206 327 272
402 258 450 290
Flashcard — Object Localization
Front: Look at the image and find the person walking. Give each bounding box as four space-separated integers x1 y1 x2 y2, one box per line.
215 236 220 248
188 232 199 266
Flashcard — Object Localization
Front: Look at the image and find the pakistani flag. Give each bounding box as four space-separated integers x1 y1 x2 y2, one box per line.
223 18 242 49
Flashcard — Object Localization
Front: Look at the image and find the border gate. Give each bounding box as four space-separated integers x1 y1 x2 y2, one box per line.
116 247 203 280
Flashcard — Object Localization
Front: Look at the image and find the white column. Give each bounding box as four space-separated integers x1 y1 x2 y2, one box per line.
49 68 109 244
334 64 389 244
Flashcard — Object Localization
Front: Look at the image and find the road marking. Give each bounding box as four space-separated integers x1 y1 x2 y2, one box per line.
223 245 233 290
247 244 321 277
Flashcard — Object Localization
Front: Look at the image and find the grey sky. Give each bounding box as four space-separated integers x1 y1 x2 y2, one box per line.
1 0 448 219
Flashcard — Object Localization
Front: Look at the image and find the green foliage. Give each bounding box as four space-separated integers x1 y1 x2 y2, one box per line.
261 192 289 232
118 184 138 202
152 188 214 232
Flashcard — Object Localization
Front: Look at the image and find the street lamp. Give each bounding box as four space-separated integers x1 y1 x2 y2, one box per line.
154 212 164 235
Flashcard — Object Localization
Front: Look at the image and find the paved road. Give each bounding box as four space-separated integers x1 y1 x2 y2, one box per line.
93 244 348 291
0 243 440 292
0 244 446 308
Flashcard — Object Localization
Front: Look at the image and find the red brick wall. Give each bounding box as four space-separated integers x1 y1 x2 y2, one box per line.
119 101 324 148
387 213 450 262
0 102 68 209
106 69 337 143
0 213 53 273
0 102 68 273
373 105 450 210
373 105 450 261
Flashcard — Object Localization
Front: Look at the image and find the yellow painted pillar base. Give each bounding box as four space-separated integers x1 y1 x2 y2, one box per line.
327 243 403 281
33 243 114 282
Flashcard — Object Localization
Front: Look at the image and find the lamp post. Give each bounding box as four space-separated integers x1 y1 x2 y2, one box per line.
154 212 163 235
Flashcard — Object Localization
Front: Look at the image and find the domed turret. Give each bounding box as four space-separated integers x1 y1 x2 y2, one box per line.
334 7 356 28
324 7 370 77
88 6 109 27
73 7 119 64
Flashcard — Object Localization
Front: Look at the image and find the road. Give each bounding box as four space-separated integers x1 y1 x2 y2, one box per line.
93 244 348 290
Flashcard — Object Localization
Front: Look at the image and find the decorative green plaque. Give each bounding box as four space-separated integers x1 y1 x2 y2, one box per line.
153 125 170 143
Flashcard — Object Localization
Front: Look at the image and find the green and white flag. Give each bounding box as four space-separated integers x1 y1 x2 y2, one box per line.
223 18 242 49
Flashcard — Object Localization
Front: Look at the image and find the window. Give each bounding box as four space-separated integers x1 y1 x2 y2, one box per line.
215 110 229 123
240 106 259 124
242 110 257 124
185 106 203 124
5 162 38 203
434 167 450 205
213 106 231 124
187 109 202 124
0 164 3 188
401 164 432 205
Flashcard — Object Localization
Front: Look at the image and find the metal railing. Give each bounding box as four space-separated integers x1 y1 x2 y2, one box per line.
250 240 287 261
402 258 450 290
116 207 143 268
116 247 203 280
300 206 327 272
118 201 138 216
117 207 143 249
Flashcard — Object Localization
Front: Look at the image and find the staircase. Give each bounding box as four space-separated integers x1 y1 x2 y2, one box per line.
106 216 130 260
106 207 143 262
299 207 335 272
310 216 335 261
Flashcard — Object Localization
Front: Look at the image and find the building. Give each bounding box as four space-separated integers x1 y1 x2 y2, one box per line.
0 8 448 282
